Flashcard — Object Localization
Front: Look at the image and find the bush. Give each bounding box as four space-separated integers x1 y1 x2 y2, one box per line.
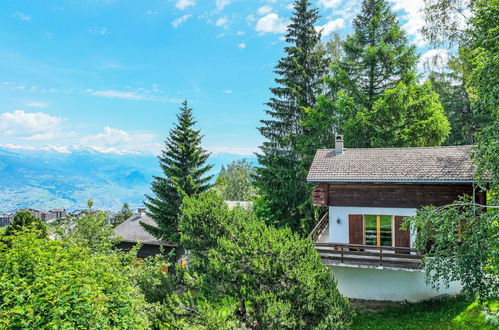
3 211 47 237
0 230 150 329
179 191 353 329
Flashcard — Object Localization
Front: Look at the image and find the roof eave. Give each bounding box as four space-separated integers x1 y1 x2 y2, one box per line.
306 179 478 184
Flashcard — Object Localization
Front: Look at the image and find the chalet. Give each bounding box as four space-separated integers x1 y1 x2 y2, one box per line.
307 136 485 302
114 208 180 259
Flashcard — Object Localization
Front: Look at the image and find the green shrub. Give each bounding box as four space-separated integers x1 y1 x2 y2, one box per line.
0 229 150 329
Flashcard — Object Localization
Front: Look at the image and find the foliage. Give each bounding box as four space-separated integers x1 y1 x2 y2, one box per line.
339 0 417 111
421 0 471 48
0 229 150 329
352 296 497 330
343 81 450 147
428 61 475 145
256 0 329 234
406 197 498 301
466 0 499 202
3 211 47 237
179 191 353 329
319 0 449 149
112 202 133 226
143 100 213 243
56 210 121 254
214 159 256 201
207 217 353 329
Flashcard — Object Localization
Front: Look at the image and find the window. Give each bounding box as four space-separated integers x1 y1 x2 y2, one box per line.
364 215 393 247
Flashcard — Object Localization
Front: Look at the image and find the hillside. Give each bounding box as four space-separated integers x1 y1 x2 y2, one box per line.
0 146 256 212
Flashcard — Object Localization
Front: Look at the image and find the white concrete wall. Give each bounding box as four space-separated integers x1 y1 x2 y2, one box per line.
328 206 418 247
329 265 462 302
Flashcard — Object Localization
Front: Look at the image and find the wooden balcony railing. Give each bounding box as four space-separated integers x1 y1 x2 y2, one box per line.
315 242 422 269
309 211 329 242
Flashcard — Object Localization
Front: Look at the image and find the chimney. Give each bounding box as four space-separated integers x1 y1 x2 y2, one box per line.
335 135 344 155
137 207 146 216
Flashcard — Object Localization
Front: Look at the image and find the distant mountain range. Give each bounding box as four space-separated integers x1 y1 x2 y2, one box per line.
0 146 257 213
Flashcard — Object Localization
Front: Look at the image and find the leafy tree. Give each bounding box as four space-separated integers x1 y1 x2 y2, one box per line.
412 0 499 305
467 0 499 202
343 81 450 147
57 211 120 254
421 0 471 48
256 0 329 234
340 0 417 111
429 66 474 145
87 198 94 209
0 229 150 328
143 100 213 243
407 197 498 301
3 211 47 237
112 202 133 226
214 159 256 201
179 191 353 329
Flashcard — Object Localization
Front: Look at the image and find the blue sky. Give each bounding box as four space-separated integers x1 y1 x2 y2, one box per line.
0 0 439 155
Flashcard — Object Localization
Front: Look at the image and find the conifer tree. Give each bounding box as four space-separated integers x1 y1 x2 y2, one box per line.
142 101 213 243
256 0 329 234
340 0 417 110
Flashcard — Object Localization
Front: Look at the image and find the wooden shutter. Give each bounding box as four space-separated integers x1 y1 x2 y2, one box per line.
348 214 363 245
394 216 410 250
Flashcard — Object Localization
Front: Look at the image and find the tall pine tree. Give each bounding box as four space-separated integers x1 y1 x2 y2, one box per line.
256 0 329 234
142 101 213 243
340 0 417 111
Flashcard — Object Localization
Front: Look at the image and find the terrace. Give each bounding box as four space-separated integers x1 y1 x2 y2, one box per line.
310 213 422 270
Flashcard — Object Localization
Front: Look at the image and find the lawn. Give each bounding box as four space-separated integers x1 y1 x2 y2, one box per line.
352 296 498 330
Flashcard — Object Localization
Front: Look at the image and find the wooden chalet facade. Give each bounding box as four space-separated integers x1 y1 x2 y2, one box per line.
307 136 482 301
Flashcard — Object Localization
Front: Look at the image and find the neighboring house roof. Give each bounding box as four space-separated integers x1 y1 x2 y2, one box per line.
114 213 176 247
307 145 478 183
225 201 254 209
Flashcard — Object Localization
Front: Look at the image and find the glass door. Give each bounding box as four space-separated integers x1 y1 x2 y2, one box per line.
364 215 393 247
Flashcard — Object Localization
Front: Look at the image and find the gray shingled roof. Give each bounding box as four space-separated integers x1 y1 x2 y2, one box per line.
307 145 477 183
114 213 176 246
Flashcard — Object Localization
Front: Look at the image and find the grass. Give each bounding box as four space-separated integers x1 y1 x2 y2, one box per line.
351 296 498 330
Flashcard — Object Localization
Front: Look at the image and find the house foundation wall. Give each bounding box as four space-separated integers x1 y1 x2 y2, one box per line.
329 265 462 302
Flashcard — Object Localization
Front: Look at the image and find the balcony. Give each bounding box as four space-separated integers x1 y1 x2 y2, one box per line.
310 213 422 270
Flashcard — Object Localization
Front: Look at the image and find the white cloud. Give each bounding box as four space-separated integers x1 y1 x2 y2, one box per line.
171 14 191 28
237 43 246 48
88 90 146 100
0 110 63 140
216 0 232 11
318 0 342 8
86 88 181 103
26 102 49 108
206 146 259 156
89 26 109 35
176 0 195 10
389 0 426 46
256 13 288 34
223 89 233 94
81 127 161 154
419 48 449 73
316 18 344 36
14 11 31 21
216 16 228 27
258 5 273 15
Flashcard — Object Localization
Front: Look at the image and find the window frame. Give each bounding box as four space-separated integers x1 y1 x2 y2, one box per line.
362 214 395 247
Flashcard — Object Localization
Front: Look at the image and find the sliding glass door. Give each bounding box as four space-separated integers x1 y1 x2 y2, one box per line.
364 215 393 247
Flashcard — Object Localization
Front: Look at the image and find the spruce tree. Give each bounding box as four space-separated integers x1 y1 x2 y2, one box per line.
142 101 213 243
256 0 329 234
340 0 417 110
